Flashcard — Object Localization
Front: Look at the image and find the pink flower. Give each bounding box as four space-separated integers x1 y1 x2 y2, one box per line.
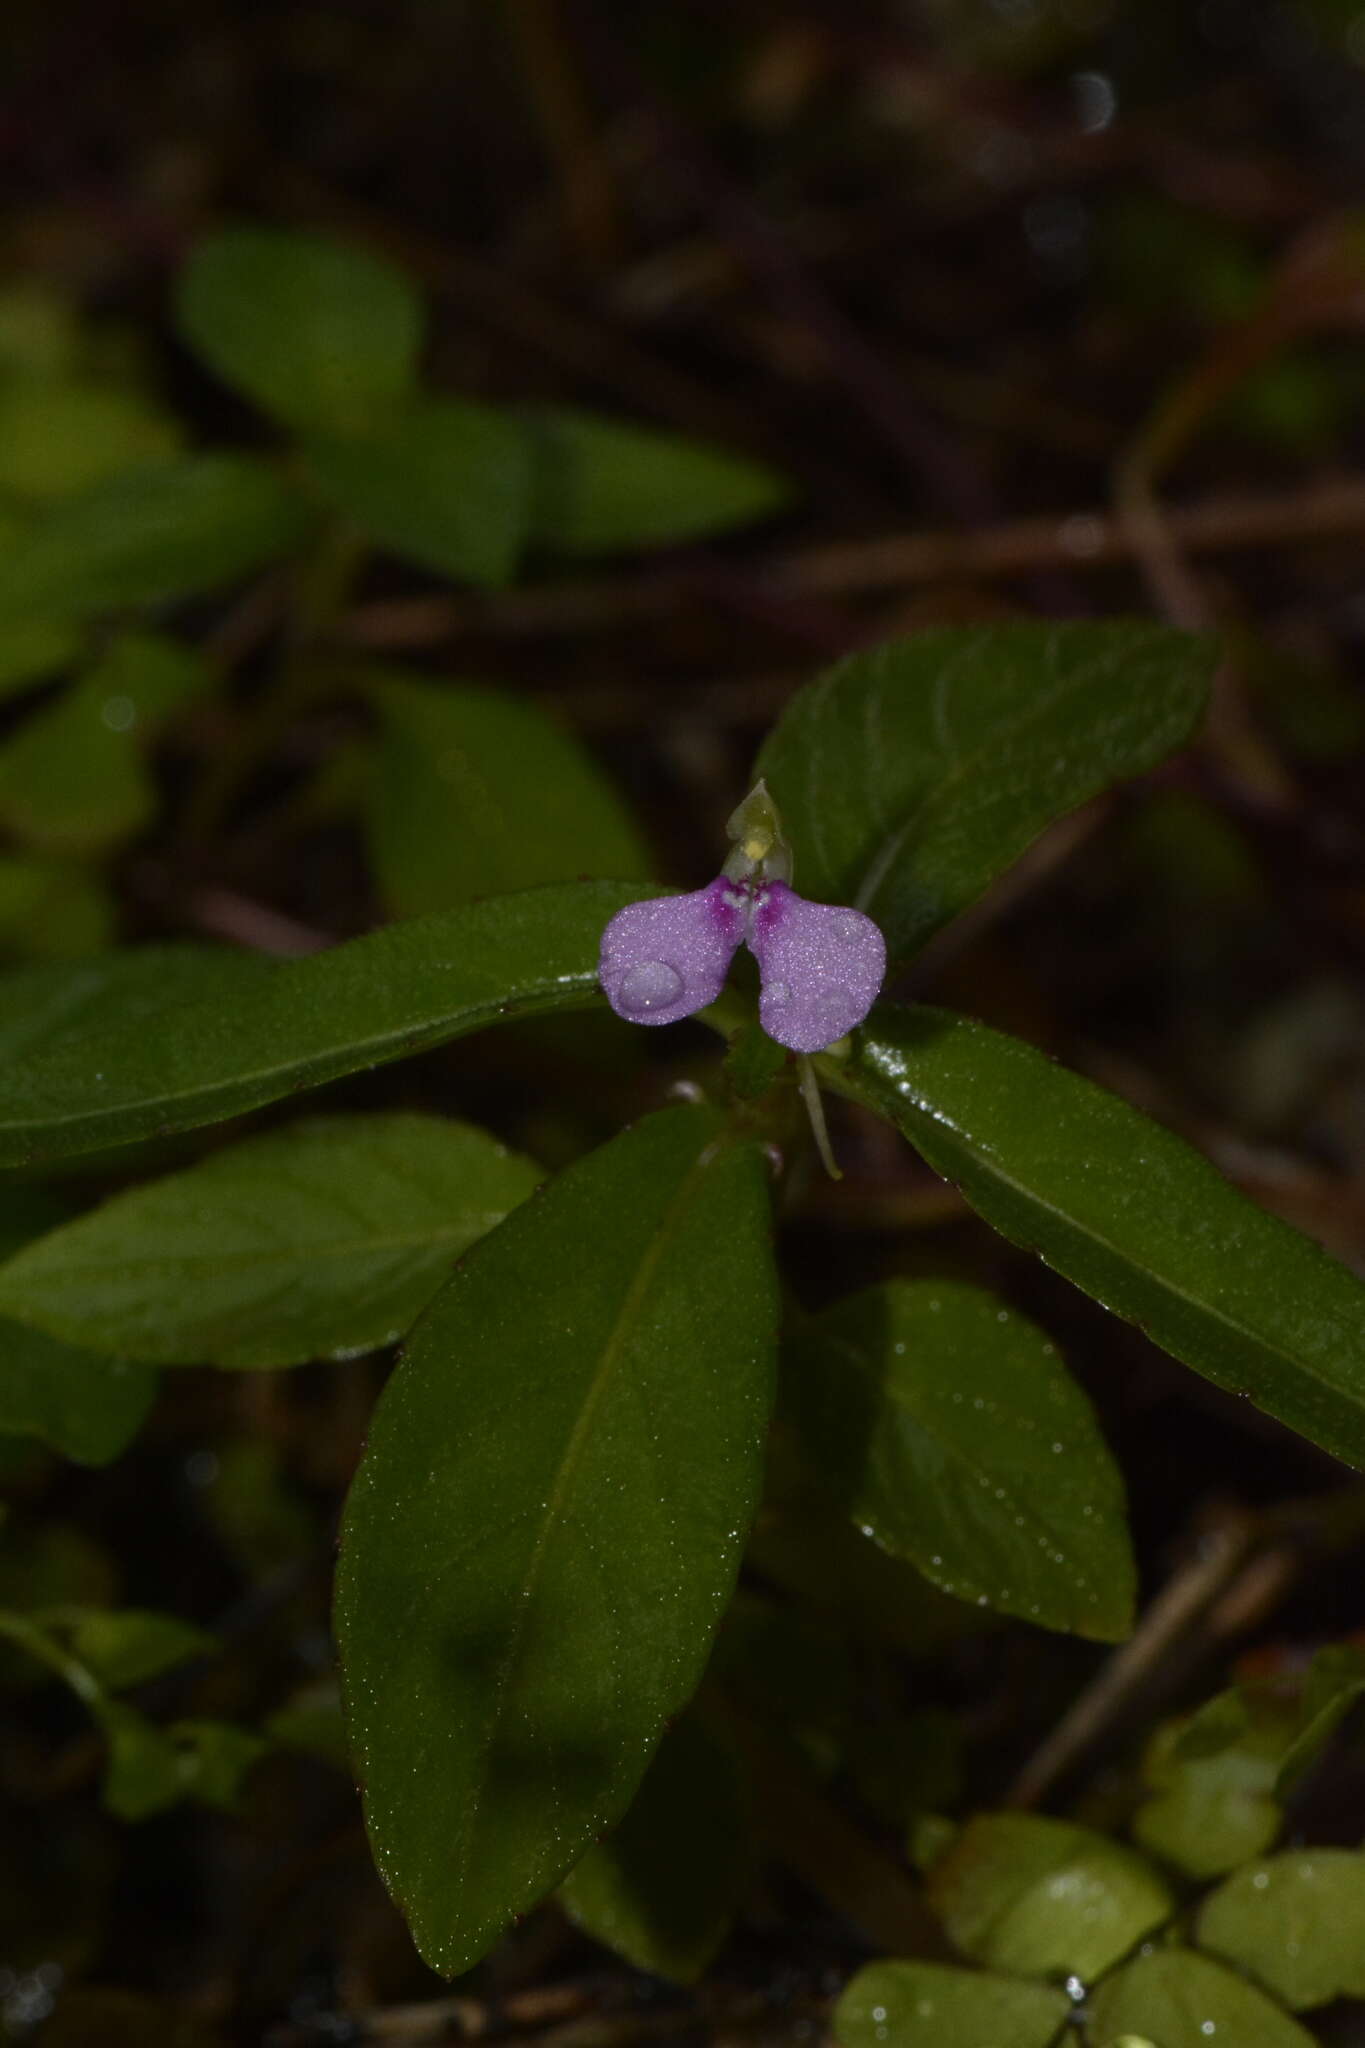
599 786 885 1054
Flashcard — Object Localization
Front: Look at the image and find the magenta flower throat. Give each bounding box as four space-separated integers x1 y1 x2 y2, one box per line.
599 782 886 1055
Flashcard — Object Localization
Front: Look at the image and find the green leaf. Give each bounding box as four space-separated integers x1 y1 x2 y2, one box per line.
0 378 181 501
170 1719 267 1809
559 1716 748 1984
0 879 654 1166
176 227 423 435
785 1280 1135 1639
0 944 277 1066
366 672 649 914
307 398 532 587
1086 1949 1315 2048
846 1005 1365 1470
528 405 789 557
1198 1850 1365 2010
0 1112 544 1368
334 1105 778 1976
0 857 113 957
0 619 83 701
0 1326 157 1466
0 632 211 854
40 1607 213 1691
926 1813 1173 1983
835 1961 1070 2048
755 622 1215 960
1133 1650 1365 1878
101 1702 189 1819
0 457 309 623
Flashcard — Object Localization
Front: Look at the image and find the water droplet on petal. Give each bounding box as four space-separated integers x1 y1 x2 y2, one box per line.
619 960 684 1014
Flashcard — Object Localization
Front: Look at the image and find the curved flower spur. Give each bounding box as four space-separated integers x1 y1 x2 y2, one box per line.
599 780 886 1054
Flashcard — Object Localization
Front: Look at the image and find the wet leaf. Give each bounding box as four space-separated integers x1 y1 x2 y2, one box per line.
1198 1850 1365 2009
307 397 532 587
0 879 655 1166
836 1960 1070 2048
0 1113 544 1368
177 226 423 434
1086 1949 1314 2048
785 1279 1134 1638
755 622 1214 961
366 672 648 913
0 944 276 1066
926 1813 1173 1983
848 1005 1365 1471
0 457 309 622
560 1716 749 1983
528 405 788 556
335 1106 778 1975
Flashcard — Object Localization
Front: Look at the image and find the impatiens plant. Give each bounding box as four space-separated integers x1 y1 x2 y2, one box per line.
3 224 1365 2045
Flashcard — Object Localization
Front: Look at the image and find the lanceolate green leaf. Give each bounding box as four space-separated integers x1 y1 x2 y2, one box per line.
0 880 654 1167
843 1004 1365 1469
176 227 424 435
0 457 309 623
334 1107 779 1976
785 1280 1135 1638
0 1114 544 1368
0 944 277 1066
754 622 1215 961
366 672 649 915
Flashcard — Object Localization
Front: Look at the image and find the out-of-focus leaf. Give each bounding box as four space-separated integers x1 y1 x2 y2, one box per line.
334 1106 778 1976
528 405 788 556
0 457 309 623
0 285 80 380
1198 1851 1365 2010
1086 1949 1314 2047
0 379 181 501
847 1005 1365 1471
754 622 1214 961
1134 1650 1365 1878
366 672 649 913
176 227 423 434
0 632 211 854
560 1716 749 1983
171 1719 267 1809
785 1279 1134 1639
101 1702 188 1819
926 1813 1173 1983
835 1961 1070 2048
0 1325 157 1466
0 1523 116 1618
0 944 277 1066
40 1607 212 1692
307 398 531 587
0 858 114 959
0 879 655 1166
0 618 82 700
199 1440 317 1580
0 1113 543 1368
266 1680 349 1771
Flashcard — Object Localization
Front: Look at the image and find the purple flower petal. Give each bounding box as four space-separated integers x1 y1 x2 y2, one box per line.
599 880 744 1028
748 881 886 1053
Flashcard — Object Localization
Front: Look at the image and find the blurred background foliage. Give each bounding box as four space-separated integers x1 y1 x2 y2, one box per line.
1 0 1365 2042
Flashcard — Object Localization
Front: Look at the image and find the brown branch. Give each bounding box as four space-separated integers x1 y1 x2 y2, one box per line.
342 475 1365 648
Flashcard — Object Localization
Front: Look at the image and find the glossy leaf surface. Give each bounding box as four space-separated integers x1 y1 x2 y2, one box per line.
177 227 423 433
1198 1851 1365 2009
785 1279 1134 1638
307 398 532 587
366 673 648 914
0 880 653 1166
847 1005 1365 1470
559 1716 748 1983
529 405 788 556
0 1113 543 1368
335 1107 778 1975
0 457 309 622
926 1813 1173 1982
836 1961 1069 2048
755 622 1215 959
1086 1949 1314 2048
